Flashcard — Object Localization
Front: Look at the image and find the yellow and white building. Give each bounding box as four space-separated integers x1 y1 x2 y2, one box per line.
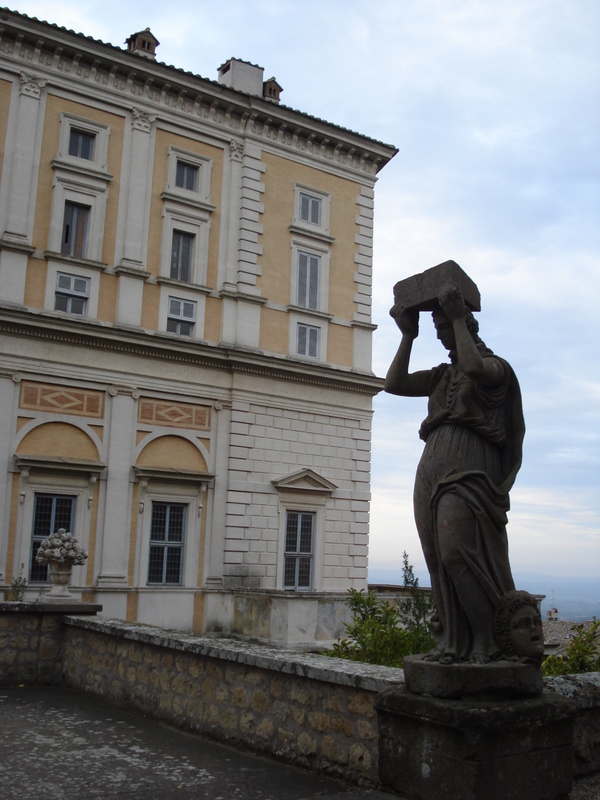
0 10 396 644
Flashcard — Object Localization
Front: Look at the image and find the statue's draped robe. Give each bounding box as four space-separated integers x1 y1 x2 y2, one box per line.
414 353 525 660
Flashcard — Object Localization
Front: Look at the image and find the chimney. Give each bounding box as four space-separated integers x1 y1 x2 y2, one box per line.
125 28 160 60
263 77 283 104
217 58 264 96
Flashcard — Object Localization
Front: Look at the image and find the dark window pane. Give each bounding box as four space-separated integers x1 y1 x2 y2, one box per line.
148 545 165 583
170 231 194 282
167 505 185 542
284 557 296 588
150 503 167 541
69 297 86 315
165 547 182 583
178 322 193 336
54 294 69 312
61 202 89 258
166 318 178 333
285 512 298 552
297 557 312 587
30 541 48 582
69 129 95 160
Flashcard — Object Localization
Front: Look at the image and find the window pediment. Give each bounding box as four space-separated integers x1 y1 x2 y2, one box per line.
272 468 337 495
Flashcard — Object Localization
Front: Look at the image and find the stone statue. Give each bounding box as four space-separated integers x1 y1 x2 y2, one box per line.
385 261 529 665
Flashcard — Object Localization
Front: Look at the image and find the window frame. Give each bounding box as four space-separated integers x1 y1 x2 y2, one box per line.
296 322 320 359
56 112 110 172
289 238 330 314
54 272 90 316
292 183 332 239
170 229 195 283
164 146 213 206
61 201 90 259
147 501 187 585
29 493 77 583
166 296 197 336
283 510 315 591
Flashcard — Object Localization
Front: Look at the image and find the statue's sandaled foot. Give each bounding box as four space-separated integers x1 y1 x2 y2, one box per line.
422 648 444 662
468 651 490 665
438 653 456 665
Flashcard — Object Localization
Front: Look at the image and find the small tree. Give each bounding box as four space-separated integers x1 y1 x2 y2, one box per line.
328 553 436 668
542 619 600 676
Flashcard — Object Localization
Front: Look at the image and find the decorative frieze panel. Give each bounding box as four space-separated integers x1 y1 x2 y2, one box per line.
19 381 105 418
137 398 211 430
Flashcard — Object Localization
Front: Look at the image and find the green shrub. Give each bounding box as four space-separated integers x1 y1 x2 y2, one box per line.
542 618 600 676
327 552 436 668
8 563 27 602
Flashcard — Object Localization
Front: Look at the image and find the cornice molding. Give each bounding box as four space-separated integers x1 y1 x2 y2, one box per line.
0 308 384 396
0 15 397 179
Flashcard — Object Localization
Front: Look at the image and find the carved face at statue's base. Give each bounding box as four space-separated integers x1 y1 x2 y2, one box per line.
509 605 545 662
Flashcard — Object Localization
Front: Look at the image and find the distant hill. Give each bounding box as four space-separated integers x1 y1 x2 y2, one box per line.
368 568 599 622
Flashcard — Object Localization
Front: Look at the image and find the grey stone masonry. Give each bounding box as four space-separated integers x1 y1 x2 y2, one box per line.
223 398 371 590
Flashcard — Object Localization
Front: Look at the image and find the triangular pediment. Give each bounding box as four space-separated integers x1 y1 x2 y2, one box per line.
272 468 337 494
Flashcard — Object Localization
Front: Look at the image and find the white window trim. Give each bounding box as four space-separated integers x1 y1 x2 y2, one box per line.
47 173 108 264
290 237 330 314
134 485 202 590
288 311 327 362
44 259 101 319
159 287 206 340
292 183 332 240
159 200 211 286
276 497 326 593
56 112 111 174
15 474 94 591
163 145 214 210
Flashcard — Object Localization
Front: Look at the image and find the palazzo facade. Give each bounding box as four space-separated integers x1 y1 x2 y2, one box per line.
0 10 396 644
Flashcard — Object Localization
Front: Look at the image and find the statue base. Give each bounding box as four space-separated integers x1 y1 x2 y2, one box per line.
404 654 543 699
377 686 576 800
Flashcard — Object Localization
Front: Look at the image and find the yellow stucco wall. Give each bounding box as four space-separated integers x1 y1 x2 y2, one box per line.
259 152 361 321
31 94 125 262
0 79 13 189
23 257 47 309
140 282 160 331
146 129 224 286
136 435 208 472
327 324 353 368
16 422 100 461
98 273 117 323
259 306 288 355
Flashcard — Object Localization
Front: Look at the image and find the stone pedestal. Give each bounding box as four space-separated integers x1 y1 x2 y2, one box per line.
377 686 576 800
404 654 544 699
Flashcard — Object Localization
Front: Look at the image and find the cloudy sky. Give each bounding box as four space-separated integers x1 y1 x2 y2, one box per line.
14 0 599 580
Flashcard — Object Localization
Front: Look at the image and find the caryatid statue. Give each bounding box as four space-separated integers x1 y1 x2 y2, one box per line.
385 261 541 666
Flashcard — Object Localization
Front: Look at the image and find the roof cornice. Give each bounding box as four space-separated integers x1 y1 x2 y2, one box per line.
0 8 397 176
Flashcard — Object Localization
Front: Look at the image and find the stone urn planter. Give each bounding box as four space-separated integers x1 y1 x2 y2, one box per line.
35 528 88 601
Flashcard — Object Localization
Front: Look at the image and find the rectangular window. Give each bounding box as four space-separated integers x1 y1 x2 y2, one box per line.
166 297 196 336
299 192 321 226
68 129 95 160
297 251 320 310
30 494 76 582
147 502 186 584
297 323 319 358
54 273 90 315
175 161 198 192
61 202 90 258
170 231 194 282
284 511 314 590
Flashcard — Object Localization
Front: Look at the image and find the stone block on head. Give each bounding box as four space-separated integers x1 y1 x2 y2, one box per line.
392 260 481 313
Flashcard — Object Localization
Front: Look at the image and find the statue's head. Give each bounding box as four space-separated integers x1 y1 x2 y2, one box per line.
493 590 545 663
431 307 490 360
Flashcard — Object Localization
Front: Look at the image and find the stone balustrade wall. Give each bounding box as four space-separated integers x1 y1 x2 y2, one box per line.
1 604 599 784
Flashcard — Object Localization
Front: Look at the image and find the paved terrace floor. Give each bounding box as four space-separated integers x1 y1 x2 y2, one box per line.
1 686 598 800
